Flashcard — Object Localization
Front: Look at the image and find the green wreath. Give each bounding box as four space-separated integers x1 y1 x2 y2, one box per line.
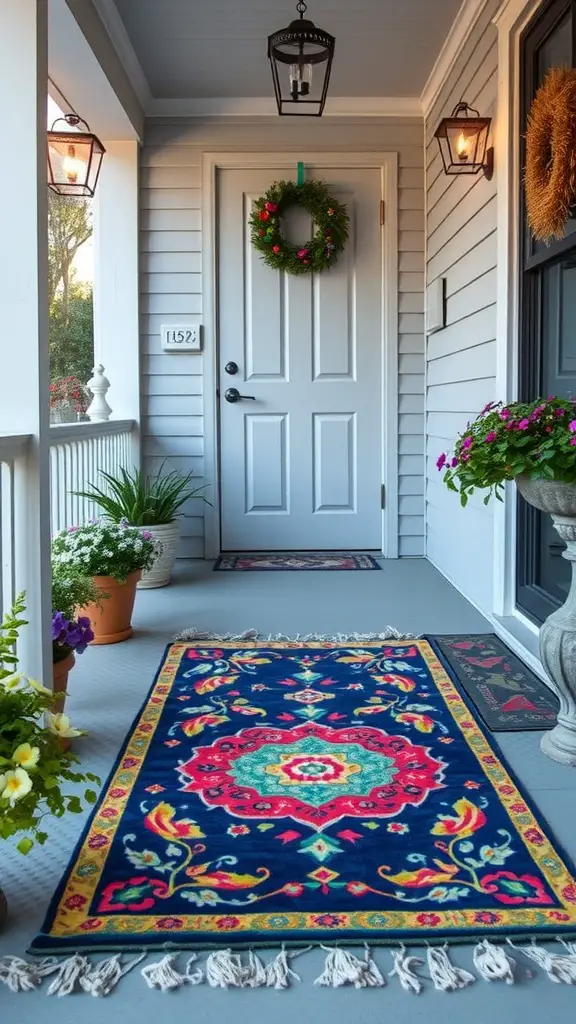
250 179 349 275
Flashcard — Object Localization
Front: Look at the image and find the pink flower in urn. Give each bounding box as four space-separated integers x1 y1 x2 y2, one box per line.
485 432 497 443
499 409 510 420
462 436 473 450
518 418 530 430
569 420 576 433
436 452 447 471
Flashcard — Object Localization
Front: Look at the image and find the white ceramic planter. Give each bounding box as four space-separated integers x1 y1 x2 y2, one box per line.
516 475 576 767
137 521 181 589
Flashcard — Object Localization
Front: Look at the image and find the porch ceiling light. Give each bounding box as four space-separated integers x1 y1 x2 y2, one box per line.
434 102 494 179
268 0 335 117
47 114 105 198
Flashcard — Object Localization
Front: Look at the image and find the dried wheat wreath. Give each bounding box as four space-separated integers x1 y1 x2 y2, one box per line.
525 67 576 242
250 179 349 275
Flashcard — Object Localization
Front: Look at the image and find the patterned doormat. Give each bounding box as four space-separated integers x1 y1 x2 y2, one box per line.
428 634 558 732
30 639 576 958
213 553 381 571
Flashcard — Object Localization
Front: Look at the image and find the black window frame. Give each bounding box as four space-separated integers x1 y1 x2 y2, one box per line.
516 0 576 624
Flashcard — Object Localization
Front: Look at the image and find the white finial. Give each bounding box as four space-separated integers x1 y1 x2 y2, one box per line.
86 364 112 422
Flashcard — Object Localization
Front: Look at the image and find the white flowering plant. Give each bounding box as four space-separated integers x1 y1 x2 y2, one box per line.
0 595 99 853
52 520 158 584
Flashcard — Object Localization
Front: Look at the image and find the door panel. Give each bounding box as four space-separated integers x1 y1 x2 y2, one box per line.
218 165 384 551
517 0 576 623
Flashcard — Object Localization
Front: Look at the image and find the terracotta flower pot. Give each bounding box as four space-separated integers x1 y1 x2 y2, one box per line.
52 650 75 713
79 571 141 645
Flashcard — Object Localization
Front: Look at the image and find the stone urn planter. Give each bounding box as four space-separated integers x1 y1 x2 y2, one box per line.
137 522 178 589
52 650 75 712
78 572 141 645
516 475 576 766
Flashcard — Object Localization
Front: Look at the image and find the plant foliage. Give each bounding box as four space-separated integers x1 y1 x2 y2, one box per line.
438 397 576 506
0 595 99 852
74 465 211 526
250 180 349 275
52 521 158 583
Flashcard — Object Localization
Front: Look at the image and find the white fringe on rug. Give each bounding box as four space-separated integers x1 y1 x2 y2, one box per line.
4 939 574 996
174 627 417 643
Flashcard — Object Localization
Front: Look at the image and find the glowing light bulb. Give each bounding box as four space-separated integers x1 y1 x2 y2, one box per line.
456 132 469 160
63 144 83 184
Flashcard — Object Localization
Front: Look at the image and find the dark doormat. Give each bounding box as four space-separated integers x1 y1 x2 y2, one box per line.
213 553 382 571
426 633 559 732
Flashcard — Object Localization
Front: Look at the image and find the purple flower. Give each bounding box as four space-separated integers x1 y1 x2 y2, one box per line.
518 419 530 430
462 436 473 451
569 420 576 433
451 457 459 468
51 611 69 642
52 612 94 654
142 531 153 540
556 408 565 417
571 438 576 447
67 526 79 533
436 453 447 471
461 453 470 462
499 409 510 421
485 432 497 443
481 401 496 415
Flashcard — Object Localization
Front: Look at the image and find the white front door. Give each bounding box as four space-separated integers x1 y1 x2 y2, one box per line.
218 163 385 552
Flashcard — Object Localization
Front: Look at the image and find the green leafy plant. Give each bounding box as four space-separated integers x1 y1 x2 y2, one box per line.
0 594 99 852
438 397 576 506
52 521 158 583
74 465 212 526
52 565 101 623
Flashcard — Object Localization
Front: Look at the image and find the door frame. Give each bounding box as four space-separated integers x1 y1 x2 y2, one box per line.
201 150 399 559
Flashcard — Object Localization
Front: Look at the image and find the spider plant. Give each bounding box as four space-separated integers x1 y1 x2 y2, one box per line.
74 465 212 526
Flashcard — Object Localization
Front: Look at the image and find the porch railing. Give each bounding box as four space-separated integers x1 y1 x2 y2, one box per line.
49 420 136 535
0 433 31 615
0 420 137 617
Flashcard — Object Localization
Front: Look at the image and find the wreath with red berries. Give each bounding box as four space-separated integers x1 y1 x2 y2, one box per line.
250 179 349 275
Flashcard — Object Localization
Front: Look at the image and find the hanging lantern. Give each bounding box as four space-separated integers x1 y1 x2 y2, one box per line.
434 102 494 179
268 1 335 117
47 114 105 198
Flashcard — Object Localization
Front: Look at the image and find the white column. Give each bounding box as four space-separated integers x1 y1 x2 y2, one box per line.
0 0 52 680
92 140 140 467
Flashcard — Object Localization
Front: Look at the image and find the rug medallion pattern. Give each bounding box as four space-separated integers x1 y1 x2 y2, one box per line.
32 641 576 953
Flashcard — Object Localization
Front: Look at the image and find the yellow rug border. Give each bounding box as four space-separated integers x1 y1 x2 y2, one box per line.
49 640 576 939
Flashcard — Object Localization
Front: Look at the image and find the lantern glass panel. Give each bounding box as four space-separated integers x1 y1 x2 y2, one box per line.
47 133 104 197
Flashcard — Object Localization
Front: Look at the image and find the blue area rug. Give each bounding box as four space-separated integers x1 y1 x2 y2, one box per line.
31 640 576 954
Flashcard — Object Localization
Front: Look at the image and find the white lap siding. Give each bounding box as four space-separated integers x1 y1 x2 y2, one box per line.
425 0 499 612
140 117 426 557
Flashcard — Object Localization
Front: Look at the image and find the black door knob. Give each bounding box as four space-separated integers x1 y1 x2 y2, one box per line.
225 361 239 375
224 387 256 403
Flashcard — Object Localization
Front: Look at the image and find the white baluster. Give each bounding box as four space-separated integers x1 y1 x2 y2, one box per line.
86 365 112 423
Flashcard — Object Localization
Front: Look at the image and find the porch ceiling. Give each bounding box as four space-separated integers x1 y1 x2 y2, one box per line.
112 0 463 101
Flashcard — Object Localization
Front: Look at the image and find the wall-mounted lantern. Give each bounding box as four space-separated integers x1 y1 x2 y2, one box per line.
47 114 105 197
268 1 335 117
434 102 494 179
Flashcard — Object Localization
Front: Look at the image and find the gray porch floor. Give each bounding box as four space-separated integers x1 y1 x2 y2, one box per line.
2 558 576 1021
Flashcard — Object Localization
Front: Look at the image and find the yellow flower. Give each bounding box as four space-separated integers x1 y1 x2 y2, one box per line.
12 743 40 769
27 677 53 698
0 768 33 806
46 712 83 739
1 672 26 692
